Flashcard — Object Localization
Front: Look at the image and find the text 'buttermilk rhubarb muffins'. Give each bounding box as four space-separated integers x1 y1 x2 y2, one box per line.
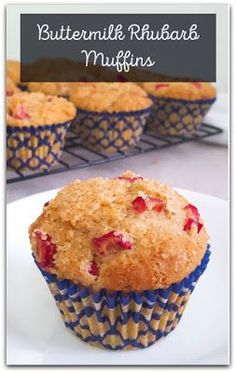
7 92 76 171
29 171 210 350
142 82 216 136
69 83 152 153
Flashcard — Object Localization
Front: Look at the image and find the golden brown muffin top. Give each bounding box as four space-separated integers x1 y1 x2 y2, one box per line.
69 83 152 112
7 91 76 127
29 171 208 291
6 77 20 96
6 60 21 84
27 82 71 97
142 82 216 101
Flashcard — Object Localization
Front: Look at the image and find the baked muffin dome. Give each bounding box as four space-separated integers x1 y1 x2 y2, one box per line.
29 171 208 291
69 82 152 112
142 82 216 101
7 91 76 127
27 82 71 97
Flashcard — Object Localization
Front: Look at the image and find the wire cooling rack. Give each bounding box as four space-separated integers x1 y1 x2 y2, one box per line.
7 123 223 184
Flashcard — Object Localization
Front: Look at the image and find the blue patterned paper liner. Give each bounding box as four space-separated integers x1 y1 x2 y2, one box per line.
35 245 211 350
7 121 71 171
71 106 152 153
147 96 216 136
18 84 28 92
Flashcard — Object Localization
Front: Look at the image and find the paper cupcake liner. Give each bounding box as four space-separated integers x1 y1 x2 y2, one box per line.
7 121 71 171
35 244 211 350
18 84 28 92
71 107 152 154
147 96 216 136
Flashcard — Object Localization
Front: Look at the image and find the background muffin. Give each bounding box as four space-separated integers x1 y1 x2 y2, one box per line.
69 83 152 153
29 171 210 350
69 82 152 112
7 92 76 171
27 82 72 97
143 82 216 100
142 82 216 136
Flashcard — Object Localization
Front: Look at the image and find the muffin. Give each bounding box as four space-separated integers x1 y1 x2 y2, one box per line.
7 92 76 171
29 171 210 350
6 77 20 96
27 82 72 97
69 83 152 153
142 82 216 136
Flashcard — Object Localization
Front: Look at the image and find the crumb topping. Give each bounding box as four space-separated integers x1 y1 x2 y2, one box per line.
141 82 216 100
27 82 71 97
7 91 76 127
29 171 208 291
69 82 152 112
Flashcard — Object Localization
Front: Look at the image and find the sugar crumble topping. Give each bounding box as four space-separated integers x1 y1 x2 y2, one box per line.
29 171 208 291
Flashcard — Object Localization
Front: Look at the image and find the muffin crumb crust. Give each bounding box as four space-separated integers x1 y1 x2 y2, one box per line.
142 82 216 100
29 171 208 291
7 91 76 127
69 83 152 112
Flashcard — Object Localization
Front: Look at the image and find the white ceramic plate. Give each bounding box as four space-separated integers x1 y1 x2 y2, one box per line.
6 188 229 365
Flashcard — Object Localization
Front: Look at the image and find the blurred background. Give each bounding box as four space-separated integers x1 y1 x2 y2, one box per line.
6 3 229 202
